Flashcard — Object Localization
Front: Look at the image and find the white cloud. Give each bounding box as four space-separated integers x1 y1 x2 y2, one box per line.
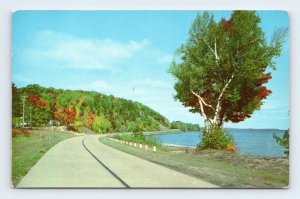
21 31 148 70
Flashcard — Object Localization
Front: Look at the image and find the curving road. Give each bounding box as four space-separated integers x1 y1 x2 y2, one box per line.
16 135 218 188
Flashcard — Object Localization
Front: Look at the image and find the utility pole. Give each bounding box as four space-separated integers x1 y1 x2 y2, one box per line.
22 96 26 128
29 107 32 129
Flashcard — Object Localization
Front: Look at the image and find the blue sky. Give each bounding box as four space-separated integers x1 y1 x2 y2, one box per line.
12 11 289 129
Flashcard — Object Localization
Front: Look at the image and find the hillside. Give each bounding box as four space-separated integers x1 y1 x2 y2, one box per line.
12 84 199 133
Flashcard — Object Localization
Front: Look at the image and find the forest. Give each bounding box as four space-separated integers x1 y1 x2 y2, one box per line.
12 83 200 133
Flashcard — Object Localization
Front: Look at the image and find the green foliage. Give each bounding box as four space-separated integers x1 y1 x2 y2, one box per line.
170 121 200 131
113 134 160 147
12 83 22 118
168 11 287 126
198 126 235 150
168 11 287 150
12 117 22 128
273 130 289 156
92 116 112 134
12 83 171 132
74 120 84 128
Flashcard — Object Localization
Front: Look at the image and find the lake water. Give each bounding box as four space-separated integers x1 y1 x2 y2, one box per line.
149 129 286 157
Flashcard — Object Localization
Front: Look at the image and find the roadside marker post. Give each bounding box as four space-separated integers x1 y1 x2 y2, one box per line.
153 146 156 152
139 144 143 148
145 145 148 150
134 143 137 147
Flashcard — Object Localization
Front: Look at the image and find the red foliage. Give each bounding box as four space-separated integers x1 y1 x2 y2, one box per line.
257 86 272 99
222 16 234 31
28 93 46 108
227 143 236 153
85 112 96 128
257 73 272 86
54 106 64 122
65 107 76 126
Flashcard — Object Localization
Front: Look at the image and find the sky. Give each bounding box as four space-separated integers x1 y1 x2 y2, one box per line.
12 10 289 130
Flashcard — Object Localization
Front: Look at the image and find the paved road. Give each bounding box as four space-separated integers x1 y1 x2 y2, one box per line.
17 135 218 188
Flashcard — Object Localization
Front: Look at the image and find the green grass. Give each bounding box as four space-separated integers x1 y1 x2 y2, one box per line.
12 129 76 186
100 137 289 188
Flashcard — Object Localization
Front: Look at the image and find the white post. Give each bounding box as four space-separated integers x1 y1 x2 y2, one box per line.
139 143 143 148
134 143 137 147
145 145 148 150
130 142 132 146
153 146 156 152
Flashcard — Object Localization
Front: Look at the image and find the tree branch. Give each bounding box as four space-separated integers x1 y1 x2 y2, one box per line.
214 38 220 61
212 73 235 124
191 90 215 110
203 38 220 65
191 91 211 132
203 38 215 55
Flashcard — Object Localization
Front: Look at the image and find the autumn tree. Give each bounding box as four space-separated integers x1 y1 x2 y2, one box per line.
85 112 96 128
168 11 287 135
54 103 64 124
65 106 76 128
26 93 51 126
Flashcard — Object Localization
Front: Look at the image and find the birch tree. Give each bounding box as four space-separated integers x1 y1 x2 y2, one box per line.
168 11 287 133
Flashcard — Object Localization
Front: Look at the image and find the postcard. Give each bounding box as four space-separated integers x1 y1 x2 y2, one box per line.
12 10 289 188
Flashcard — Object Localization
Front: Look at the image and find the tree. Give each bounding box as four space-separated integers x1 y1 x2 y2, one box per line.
92 116 112 133
168 11 287 133
65 106 76 128
12 83 22 118
54 103 64 124
85 112 96 128
273 130 289 156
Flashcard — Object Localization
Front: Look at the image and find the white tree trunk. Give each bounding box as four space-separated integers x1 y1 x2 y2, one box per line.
212 73 235 125
191 90 213 132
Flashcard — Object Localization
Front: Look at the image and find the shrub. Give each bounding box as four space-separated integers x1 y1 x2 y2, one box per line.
198 126 235 150
113 134 160 147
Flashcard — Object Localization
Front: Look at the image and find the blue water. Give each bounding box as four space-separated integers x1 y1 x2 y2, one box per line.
149 129 286 157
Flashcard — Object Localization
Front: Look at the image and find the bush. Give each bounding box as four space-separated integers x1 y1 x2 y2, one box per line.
198 126 235 150
113 134 160 147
